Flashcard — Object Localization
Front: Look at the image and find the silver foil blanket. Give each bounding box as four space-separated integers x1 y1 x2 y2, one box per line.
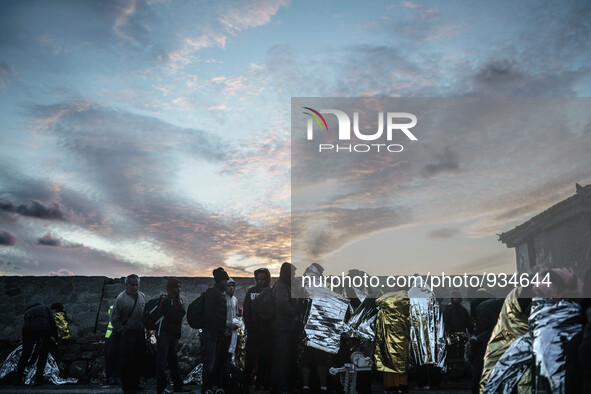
347 299 378 341
304 286 350 354
483 333 533 394
529 298 582 394
408 286 446 369
183 362 203 385
0 345 78 385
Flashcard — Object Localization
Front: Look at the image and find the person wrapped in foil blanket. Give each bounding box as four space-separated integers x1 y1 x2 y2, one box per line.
408 284 446 370
480 286 531 393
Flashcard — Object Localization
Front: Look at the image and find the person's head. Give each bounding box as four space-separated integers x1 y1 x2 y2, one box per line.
279 262 295 283
125 274 140 295
451 289 462 304
50 302 64 314
226 278 236 297
213 267 229 290
166 278 181 298
254 268 271 288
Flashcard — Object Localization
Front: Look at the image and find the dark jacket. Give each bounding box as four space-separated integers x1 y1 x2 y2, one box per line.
272 264 297 332
23 303 58 339
160 296 185 339
203 283 227 336
444 302 472 333
244 284 268 331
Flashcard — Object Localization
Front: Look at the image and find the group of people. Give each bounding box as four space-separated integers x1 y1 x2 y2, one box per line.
9 264 591 394
104 265 296 394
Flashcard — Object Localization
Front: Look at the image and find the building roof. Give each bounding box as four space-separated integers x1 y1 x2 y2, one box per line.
499 184 591 248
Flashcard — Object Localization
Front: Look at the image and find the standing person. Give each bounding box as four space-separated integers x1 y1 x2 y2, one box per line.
242 268 272 391
408 282 445 390
15 301 58 385
156 278 190 394
220 278 240 390
104 302 122 386
111 274 146 394
201 267 229 394
271 262 297 394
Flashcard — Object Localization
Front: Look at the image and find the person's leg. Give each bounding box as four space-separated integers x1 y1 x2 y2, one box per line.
167 334 184 390
257 328 272 388
119 332 133 392
242 328 256 389
201 330 218 391
132 330 144 390
34 332 51 384
156 332 170 393
16 331 35 381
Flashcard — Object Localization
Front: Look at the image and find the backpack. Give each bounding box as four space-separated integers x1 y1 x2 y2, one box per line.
251 287 274 323
187 291 206 329
143 294 166 330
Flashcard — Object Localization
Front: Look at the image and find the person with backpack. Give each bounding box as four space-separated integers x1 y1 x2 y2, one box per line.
242 267 272 391
201 267 230 394
15 301 58 385
270 262 298 394
155 278 190 394
111 274 146 394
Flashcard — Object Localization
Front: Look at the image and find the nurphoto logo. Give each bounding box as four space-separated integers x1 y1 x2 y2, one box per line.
303 107 418 153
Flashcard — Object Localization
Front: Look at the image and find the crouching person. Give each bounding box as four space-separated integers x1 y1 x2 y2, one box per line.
16 301 59 385
156 278 191 394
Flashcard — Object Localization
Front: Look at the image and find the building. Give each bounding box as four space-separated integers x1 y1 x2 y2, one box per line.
499 184 591 277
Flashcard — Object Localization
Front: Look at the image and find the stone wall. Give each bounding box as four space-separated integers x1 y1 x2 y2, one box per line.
0 275 258 383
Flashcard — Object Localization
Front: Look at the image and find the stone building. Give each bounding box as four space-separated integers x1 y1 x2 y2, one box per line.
499 183 591 277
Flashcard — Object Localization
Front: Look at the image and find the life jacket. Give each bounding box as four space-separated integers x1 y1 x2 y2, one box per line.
105 305 114 339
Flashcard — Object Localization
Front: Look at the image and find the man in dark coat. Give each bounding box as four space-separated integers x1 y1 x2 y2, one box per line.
242 267 272 390
469 298 504 394
111 274 146 394
271 262 298 394
16 301 58 385
201 267 229 393
156 278 190 394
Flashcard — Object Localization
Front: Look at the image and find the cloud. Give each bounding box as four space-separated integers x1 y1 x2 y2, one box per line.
50 268 75 276
0 199 68 221
428 228 460 239
0 230 17 246
218 0 290 34
37 234 60 246
422 146 460 177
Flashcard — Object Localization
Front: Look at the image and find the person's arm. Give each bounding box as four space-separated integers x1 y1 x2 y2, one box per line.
48 307 58 339
111 295 124 333
243 289 251 329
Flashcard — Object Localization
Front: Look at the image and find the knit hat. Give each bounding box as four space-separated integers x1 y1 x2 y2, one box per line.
166 278 181 295
227 277 235 284
213 267 230 282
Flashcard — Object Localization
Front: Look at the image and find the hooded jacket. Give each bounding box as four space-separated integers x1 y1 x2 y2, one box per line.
160 278 186 339
243 268 271 331
271 263 297 331
204 281 228 335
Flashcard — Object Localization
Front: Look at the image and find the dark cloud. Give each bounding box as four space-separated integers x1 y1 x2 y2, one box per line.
0 230 17 246
0 198 68 221
37 233 60 246
422 146 459 177
428 228 460 239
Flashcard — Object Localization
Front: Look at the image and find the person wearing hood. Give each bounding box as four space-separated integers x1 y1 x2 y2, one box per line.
15 301 58 385
271 262 298 394
156 278 190 394
202 267 230 394
243 267 272 390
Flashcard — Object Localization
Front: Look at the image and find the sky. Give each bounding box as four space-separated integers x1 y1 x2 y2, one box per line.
0 0 590 277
